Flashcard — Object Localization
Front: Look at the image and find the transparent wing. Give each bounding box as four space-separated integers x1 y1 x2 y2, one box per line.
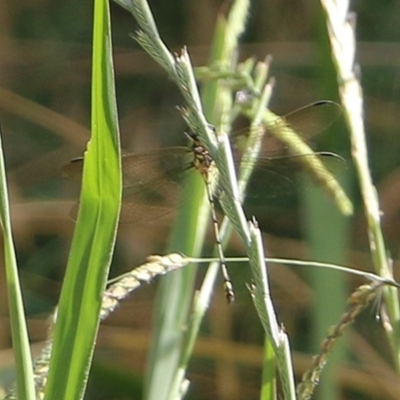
63 101 349 223
231 100 342 155
269 100 342 142
231 101 347 201
240 152 346 199
63 147 194 224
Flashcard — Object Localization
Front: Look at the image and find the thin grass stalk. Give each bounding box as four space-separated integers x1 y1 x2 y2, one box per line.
168 3 253 397
320 0 400 370
0 132 36 399
115 2 222 398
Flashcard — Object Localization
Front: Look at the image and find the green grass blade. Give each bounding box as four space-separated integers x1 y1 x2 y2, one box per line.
260 337 276 400
43 0 121 399
0 130 36 399
300 182 349 399
144 175 207 400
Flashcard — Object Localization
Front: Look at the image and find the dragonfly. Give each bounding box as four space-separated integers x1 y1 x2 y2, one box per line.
63 100 347 302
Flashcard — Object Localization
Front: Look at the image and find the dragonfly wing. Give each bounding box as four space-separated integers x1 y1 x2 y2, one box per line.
266 100 342 144
65 147 194 224
121 147 191 188
68 195 181 225
119 148 192 223
231 100 342 155
242 152 346 199
231 101 352 213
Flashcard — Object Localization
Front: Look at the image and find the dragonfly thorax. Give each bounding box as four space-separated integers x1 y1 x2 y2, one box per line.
191 141 214 177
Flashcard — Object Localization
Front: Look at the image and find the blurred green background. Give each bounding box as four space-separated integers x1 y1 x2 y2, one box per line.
1 1 400 399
